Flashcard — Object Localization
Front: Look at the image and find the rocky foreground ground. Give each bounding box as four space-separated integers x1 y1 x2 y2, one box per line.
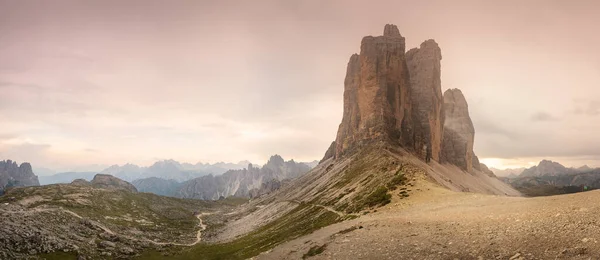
257 177 600 260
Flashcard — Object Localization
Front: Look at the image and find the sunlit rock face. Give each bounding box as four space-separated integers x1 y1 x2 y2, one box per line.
332 24 481 173
334 24 414 158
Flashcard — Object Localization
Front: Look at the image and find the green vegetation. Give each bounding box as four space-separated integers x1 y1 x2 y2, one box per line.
138 203 340 260
363 186 391 207
302 244 327 259
386 170 408 190
1 184 247 244
38 252 77 260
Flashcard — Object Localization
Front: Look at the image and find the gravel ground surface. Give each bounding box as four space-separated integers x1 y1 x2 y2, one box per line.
257 178 600 260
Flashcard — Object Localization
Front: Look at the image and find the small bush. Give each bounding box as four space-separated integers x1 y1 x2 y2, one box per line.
386 172 408 190
363 186 391 207
303 244 327 259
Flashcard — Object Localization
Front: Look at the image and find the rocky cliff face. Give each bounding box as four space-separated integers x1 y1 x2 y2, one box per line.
478 163 496 177
0 160 39 194
331 24 483 174
334 24 414 158
178 155 312 200
90 174 138 192
406 39 444 162
320 141 336 163
248 179 287 199
440 89 476 172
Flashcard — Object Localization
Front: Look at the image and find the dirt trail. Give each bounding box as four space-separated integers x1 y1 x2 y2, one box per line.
146 212 211 246
60 208 117 235
289 199 346 217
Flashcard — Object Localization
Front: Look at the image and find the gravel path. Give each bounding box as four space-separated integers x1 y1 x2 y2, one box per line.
145 212 210 246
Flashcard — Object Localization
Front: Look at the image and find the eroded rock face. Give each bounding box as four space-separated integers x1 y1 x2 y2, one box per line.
331 24 486 174
320 141 336 163
177 155 311 200
90 174 138 192
0 160 40 194
479 163 496 177
406 40 444 161
248 179 285 198
334 24 413 158
441 89 475 172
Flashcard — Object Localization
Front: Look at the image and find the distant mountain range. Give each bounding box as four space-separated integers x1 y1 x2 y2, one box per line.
502 160 600 196
100 159 255 182
36 159 260 185
133 155 315 200
31 157 317 200
39 172 96 185
490 167 526 178
177 155 312 200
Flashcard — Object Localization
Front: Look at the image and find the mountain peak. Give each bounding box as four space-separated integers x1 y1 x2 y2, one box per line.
383 24 401 37
0 160 40 193
519 159 569 177
331 26 478 173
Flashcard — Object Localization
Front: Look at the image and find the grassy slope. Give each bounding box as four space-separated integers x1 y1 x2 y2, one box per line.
137 146 415 259
138 203 340 259
6 146 416 259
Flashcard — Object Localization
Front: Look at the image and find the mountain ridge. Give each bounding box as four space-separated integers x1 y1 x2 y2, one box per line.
0 160 40 194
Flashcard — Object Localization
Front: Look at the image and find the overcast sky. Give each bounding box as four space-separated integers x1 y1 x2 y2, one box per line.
1 0 599 172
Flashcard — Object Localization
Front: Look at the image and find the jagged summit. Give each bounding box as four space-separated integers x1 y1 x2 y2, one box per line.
383 24 401 37
0 160 40 194
335 24 413 159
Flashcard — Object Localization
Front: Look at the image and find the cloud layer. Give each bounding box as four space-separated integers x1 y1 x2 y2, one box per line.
2 0 600 170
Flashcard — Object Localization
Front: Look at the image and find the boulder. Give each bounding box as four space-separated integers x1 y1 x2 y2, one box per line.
90 174 137 192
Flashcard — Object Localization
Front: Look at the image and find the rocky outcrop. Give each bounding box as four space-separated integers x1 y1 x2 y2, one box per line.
479 163 496 177
334 24 414 158
248 179 286 198
440 89 476 172
90 174 137 192
327 24 492 175
472 154 481 171
406 39 444 162
0 160 39 194
177 155 312 200
70 179 90 186
320 141 336 163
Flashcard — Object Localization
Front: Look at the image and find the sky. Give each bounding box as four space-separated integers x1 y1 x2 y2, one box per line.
1 0 600 172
